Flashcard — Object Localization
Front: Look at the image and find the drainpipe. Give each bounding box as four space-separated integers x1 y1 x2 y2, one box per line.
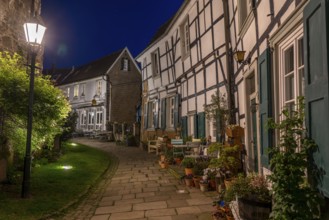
222 0 236 125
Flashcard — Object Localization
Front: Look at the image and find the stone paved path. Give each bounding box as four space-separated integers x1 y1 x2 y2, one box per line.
60 138 216 220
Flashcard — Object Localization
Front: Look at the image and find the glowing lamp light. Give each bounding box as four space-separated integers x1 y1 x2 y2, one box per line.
61 165 73 170
23 17 46 46
70 143 77 146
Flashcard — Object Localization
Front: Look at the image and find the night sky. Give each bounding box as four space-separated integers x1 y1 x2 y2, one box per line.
41 0 184 69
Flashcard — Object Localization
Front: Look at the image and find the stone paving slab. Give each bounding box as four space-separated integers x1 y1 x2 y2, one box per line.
58 138 216 220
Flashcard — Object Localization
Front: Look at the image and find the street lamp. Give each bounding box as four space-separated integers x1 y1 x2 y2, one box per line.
21 16 46 198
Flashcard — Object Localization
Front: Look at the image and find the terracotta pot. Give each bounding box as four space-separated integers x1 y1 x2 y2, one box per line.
185 178 194 187
193 176 201 188
160 162 168 169
209 179 216 190
185 167 193 175
174 158 182 165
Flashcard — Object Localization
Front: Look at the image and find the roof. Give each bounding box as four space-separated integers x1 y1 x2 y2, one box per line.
136 0 189 59
45 48 124 85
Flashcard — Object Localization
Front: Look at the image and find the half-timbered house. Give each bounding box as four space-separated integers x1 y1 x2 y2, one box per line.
136 0 229 143
137 0 329 201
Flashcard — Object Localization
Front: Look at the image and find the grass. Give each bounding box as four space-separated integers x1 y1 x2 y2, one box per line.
0 141 112 220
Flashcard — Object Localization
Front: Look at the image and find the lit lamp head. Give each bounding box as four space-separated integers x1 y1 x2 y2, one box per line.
92 98 97 106
23 16 46 46
234 50 246 63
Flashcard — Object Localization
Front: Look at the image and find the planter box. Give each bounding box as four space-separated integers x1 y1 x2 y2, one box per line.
237 197 271 220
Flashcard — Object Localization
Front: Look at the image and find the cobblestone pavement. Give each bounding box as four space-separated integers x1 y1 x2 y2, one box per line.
59 138 216 220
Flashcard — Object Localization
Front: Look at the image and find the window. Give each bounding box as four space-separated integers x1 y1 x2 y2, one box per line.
121 58 130 71
96 80 102 96
96 110 103 125
147 102 155 128
66 87 70 98
151 50 160 77
238 0 257 30
80 110 86 125
279 27 304 114
166 97 175 128
188 114 194 137
74 85 79 97
81 84 86 96
180 18 190 59
88 112 95 125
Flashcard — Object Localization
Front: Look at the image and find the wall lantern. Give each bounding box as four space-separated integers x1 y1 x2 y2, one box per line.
233 50 251 65
92 98 97 106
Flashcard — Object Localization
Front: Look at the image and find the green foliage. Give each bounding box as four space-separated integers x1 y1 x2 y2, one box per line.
181 157 195 168
203 92 229 142
61 111 78 140
0 52 71 160
268 96 320 219
208 142 240 174
192 159 210 176
224 173 271 203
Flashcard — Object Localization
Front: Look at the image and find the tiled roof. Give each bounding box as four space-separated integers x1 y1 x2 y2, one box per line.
147 15 175 47
45 49 124 85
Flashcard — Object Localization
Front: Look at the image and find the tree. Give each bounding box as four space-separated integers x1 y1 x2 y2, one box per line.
0 52 70 181
268 97 320 219
203 91 229 143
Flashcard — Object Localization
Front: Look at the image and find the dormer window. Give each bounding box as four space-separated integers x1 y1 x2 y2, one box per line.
121 58 130 71
81 84 86 97
151 50 160 77
74 85 79 98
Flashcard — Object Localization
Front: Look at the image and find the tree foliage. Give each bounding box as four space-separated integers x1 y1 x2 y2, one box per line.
268 96 320 219
0 52 70 158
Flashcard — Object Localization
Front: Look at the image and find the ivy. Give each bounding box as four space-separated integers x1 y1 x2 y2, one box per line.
268 96 320 219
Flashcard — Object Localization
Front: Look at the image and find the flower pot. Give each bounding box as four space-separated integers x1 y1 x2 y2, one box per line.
160 162 168 169
160 154 166 161
209 179 216 190
185 167 193 175
199 183 208 192
193 176 201 188
174 158 182 165
237 197 271 220
185 178 194 187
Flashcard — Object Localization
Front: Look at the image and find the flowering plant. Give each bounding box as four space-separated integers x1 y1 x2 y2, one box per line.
224 173 272 203
203 167 220 180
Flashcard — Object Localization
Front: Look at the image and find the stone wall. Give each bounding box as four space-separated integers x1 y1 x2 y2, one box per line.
0 0 42 57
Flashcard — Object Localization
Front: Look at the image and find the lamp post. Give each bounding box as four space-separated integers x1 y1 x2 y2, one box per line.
21 15 46 198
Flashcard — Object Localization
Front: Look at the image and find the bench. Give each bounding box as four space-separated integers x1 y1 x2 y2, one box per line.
148 137 164 155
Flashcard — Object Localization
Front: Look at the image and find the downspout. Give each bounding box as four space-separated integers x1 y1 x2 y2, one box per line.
222 0 236 125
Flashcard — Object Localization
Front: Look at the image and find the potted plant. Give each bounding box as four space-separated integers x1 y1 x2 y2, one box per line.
192 160 209 188
184 174 194 187
199 179 209 192
224 173 272 220
181 157 195 175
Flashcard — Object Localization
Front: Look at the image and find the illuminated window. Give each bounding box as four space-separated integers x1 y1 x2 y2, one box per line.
74 85 79 97
88 112 95 125
81 84 85 96
96 110 103 125
121 58 130 71
80 110 86 125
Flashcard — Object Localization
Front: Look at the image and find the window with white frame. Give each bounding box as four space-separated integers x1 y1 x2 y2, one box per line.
122 58 130 71
66 87 70 98
81 84 86 97
279 26 304 114
147 102 155 128
166 96 175 128
96 80 102 96
188 114 194 137
80 110 86 125
151 50 160 77
96 109 103 125
74 85 79 97
180 18 190 59
88 112 95 125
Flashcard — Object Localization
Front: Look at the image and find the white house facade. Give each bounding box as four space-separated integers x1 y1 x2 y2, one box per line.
137 0 329 201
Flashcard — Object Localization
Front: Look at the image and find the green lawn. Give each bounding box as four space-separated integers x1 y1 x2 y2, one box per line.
0 142 113 220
